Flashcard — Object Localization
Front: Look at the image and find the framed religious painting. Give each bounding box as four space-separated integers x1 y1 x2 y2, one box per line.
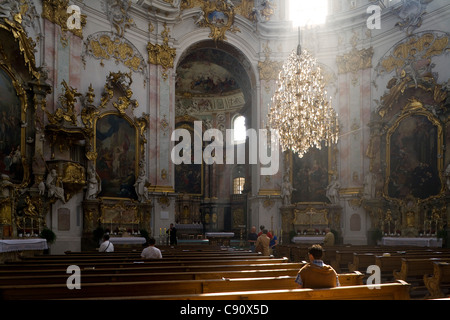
174 118 203 196
0 67 27 186
290 142 332 204
385 104 444 201
95 112 139 199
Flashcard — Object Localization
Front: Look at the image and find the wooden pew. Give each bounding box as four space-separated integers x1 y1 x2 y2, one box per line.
424 261 450 298
90 281 411 300
0 268 301 286
0 271 368 300
0 262 303 277
376 254 450 280
15 254 265 265
394 257 450 282
0 276 299 300
348 253 377 272
0 257 289 271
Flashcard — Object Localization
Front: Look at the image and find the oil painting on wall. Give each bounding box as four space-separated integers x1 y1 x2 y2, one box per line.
96 114 137 199
174 123 203 195
291 145 329 203
0 68 23 184
387 114 441 200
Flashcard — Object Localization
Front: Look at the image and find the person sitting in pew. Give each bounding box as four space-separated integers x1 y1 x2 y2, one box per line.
141 237 162 259
255 229 271 256
99 234 114 253
295 244 340 289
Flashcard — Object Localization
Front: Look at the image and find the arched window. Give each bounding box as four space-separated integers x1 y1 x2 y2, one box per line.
232 165 246 194
232 115 246 144
233 177 246 194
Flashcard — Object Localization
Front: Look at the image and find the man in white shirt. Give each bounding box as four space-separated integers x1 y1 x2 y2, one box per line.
99 234 114 252
141 237 162 259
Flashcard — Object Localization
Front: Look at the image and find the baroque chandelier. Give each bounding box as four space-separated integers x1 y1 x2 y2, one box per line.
268 28 339 158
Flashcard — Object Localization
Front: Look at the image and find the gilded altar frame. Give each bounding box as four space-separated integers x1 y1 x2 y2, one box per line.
384 98 445 203
82 72 149 201
0 65 29 188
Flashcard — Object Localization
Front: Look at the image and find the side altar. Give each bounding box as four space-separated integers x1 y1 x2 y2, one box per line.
280 203 342 244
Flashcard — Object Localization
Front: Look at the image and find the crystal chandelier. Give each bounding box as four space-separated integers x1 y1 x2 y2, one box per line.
268 28 339 158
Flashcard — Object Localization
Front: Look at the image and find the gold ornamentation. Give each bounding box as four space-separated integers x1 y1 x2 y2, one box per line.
0 13 40 80
259 0 275 22
158 195 170 208
147 23 176 80
100 201 139 225
336 47 374 74
194 0 240 44
232 208 244 228
41 0 86 45
161 169 168 181
293 208 329 233
81 73 149 198
377 32 449 76
84 32 146 74
258 42 283 81
47 80 81 126
182 0 275 23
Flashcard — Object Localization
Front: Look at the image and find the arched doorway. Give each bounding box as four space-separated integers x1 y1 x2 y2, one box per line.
174 40 256 236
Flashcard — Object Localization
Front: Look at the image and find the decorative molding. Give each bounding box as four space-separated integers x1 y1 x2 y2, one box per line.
46 80 81 126
147 23 176 80
336 47 374 74
183 0 275 23
194 0 240 44
83 32 146 74
375 32 449 77
393 0 434 35
41 0 86 46
0 13 40 80
103 0 135 38
258 42 283 81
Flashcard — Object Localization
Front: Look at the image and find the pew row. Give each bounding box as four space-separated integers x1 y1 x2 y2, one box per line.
82 281 411 300
0 273 363 300
0 267 363 287
0 257 289 271
0 262 303 277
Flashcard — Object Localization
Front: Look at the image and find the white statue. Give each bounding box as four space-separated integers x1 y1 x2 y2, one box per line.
326 175 340 204
134 163 149 202
194 11 205 26
38 179 45 196
281 175 294 206
86 167 101 200
445 163 450 191
363 171 377 199
0 174 13 198
46 169 65 203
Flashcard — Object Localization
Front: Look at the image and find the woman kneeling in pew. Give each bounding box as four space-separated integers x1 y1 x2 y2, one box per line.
295 244 340 289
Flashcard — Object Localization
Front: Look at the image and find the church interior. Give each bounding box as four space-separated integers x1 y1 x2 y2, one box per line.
0 0 449 301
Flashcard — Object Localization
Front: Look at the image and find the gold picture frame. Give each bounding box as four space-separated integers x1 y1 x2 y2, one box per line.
82 72 149 201
384 98 444 203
